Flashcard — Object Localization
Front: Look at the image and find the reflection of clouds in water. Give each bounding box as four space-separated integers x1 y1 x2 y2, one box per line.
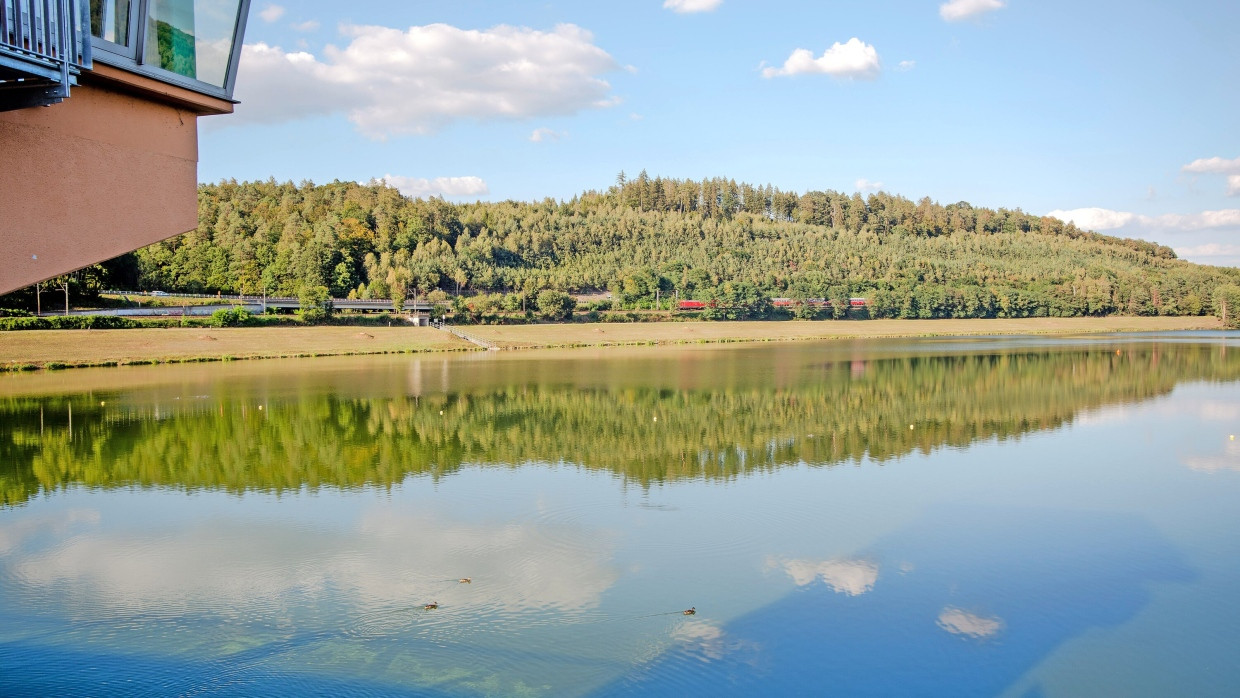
937 607 1003 638
0 509 100 556
1078 398 1240 427
11 507 617 615
1198 400 1240 422
670 619 761 665
1074 404 1132 427
672 620 727 661
1182 440 1240 473
771 557 878 596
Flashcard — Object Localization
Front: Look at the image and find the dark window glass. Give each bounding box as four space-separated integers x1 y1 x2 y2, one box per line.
89 0 131 45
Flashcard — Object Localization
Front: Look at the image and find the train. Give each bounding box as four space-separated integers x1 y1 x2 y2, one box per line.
676 298 869 311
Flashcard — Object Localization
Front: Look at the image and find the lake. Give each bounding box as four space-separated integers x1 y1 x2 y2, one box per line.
3 332 1240 696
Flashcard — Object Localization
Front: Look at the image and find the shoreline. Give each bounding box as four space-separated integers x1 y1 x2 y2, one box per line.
0 316 1224 372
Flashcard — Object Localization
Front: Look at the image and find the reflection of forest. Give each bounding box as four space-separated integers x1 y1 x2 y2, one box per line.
3 344 1238 506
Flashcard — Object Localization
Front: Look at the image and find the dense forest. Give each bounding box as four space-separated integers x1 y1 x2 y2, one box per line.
88 173 1240 319
5 342 1233 506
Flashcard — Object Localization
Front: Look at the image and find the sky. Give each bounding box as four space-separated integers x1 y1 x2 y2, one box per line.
200 1 1240 266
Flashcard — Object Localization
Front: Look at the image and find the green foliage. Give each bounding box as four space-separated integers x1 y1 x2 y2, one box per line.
297 285 331 323
91 176 1240 322
0 263 116 312
4 342 1238 506
0 315 139 331
1213 285 1240 328
792 301 821 320
209 307 256 328
536 289 576 321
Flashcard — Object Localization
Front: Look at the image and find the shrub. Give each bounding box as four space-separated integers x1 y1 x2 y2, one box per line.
298 285 331 323
209 307 256 327
536 290 575 321
0 315 139 331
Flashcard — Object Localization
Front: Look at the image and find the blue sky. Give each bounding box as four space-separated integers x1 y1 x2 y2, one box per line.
200 1 1240 265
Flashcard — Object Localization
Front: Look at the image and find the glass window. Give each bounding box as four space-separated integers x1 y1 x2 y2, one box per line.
90 0 132 45
145 0 242 88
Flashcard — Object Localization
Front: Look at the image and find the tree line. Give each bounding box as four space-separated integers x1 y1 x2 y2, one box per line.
20 173 1240 320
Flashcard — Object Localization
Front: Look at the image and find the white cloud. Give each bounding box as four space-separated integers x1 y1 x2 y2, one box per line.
1172 243 1240 262
1182 156 1240 174
379 175 490 199
1158 210 1240 229
258 4 284 23
939 0 1006 22
663 0 723 13
292 20 319 32
855 178 884 192
1045 207 1139 231
937 607 1003 638
897 60 916 71
1183 157 1240 196
529 127 566 143
1047 207 1240 232
232 23 620 138
762 38 881 80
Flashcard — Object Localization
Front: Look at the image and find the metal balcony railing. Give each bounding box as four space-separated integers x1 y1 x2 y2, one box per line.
0 0 91 110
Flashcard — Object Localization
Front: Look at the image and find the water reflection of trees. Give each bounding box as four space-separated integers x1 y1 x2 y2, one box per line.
3 345 1238 506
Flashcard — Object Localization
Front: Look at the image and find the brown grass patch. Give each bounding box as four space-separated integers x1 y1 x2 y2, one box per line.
462 316 1222 349
1 326 473 370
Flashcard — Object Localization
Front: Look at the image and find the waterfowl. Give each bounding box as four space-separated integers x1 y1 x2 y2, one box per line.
683 607 696 616
424 601 439 610
459 578 472 584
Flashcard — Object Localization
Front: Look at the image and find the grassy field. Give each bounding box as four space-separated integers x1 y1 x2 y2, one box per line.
0 316 1223 371
0 326 473 370
460 316 1223 349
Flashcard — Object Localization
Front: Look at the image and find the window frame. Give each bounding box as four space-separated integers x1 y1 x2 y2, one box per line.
88 0 142 62
88 0 250 100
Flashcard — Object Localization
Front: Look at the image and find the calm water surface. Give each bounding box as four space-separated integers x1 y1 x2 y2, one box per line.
3 333 1240 696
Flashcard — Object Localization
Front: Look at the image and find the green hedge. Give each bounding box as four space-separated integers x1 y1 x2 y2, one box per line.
0 315 140 331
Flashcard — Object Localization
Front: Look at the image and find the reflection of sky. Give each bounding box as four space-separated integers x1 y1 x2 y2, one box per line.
1182 440 1240 473
0 509 99 556
5 343 1240 695
770 556 878 596
6 504 618 618
605 506 1194 697
1172 394 1240 473
937 607 1003 639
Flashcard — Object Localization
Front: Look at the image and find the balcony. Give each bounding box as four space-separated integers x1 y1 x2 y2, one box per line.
0 0 91 110
1 0 252 295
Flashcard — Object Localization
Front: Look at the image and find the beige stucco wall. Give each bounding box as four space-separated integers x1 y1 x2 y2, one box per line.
0 77 219 295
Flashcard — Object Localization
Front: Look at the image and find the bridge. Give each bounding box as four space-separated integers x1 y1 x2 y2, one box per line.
46 292 436 321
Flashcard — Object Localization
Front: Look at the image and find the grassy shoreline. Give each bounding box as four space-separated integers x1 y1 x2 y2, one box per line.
0 316 1224 372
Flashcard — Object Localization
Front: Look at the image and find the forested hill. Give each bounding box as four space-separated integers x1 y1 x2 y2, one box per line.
130 175 1240 318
